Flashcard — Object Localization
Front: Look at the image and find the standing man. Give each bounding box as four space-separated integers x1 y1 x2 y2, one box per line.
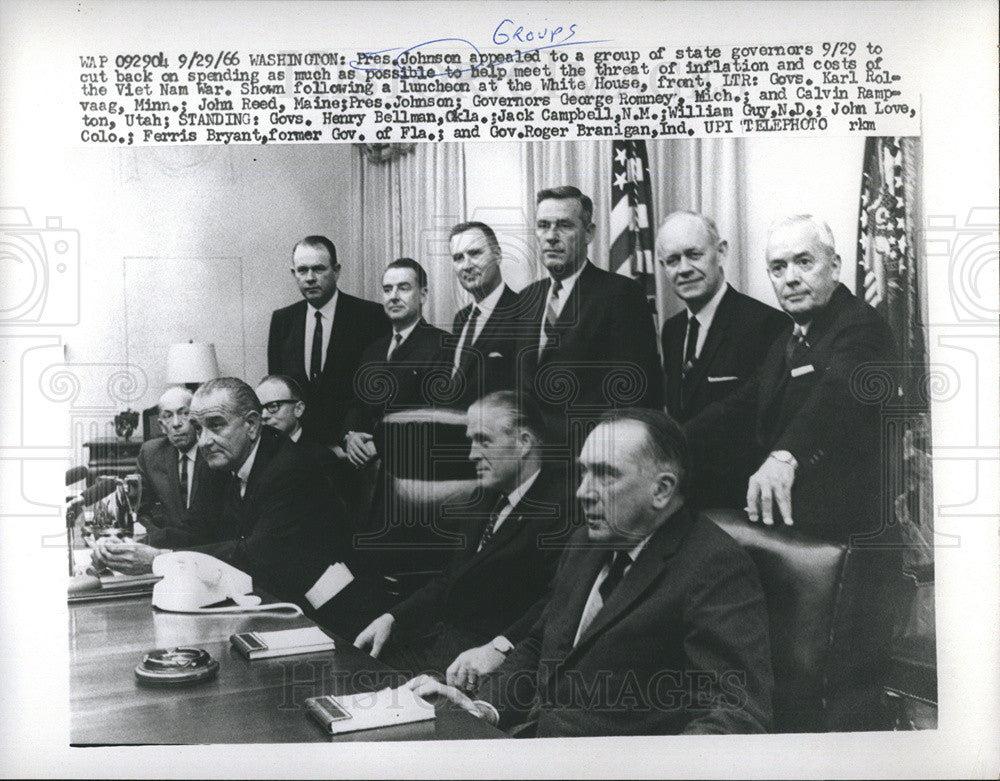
353 391 568 679
406 409 774 737
341 258 449 470
519 186 662 442
136 386 227 536
268 235 390 448
445 221 525 409
685 215 896 540
657 211 788 509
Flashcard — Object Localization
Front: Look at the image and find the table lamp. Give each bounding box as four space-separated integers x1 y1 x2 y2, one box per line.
166 341 220 391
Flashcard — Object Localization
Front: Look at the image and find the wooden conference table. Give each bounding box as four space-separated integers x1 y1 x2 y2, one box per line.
69 594 507 744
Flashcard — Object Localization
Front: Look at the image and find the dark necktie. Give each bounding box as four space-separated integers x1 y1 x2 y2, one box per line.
539 279 562 357
178 453 189 509
452 305 480 377
477 494 508 551
682 314 700 377
599 551 632 603
387 332 403 360
785 324 809 367
310 310 323 382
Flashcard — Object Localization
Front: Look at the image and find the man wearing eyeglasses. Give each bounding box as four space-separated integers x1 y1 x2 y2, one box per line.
256 374 307 442
135 386 228 535
256 374 337 474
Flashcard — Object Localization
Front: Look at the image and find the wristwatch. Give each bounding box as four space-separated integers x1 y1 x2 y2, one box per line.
769 450 798 470
491 635 513 655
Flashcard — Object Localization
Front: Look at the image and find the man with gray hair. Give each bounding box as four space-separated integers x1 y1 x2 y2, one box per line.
657 210 788 509
405 407 773 737
133 385 228 535
354 391 569 680
685 215 896 540
93 377 382 636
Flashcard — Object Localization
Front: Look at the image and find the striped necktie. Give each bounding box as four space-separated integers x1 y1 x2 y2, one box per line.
538 279 562 357
477 494 508 552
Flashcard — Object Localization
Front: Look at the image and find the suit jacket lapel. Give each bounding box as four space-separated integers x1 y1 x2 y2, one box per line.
539 263 590 364
757 284 849 425
326 292 351 378
550 546 608 658
291 301 308 376
569 508 694 658
189 450 204 500
453 305 478 376
391 319 427 363
682 287 734 406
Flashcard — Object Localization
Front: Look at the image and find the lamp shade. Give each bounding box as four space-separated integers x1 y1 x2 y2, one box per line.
166 342 220 385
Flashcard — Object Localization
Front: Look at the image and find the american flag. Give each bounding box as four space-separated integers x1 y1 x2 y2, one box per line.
610 140 656 290
856 136 925 386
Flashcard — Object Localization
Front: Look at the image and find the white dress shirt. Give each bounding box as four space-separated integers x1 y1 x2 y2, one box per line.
684 281 729 360
573 533 653 646
234 439 261 499
477 467 541 551
538 261 589 349
453 282 507 370
387 319 420 359
177 444 197 507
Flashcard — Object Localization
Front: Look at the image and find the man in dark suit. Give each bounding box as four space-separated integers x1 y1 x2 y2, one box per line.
92 378 382 637
353 391 570 678
267 235 390 448
518 186 662 444
405 408 774 737
135 386 227 535
341 257 450 470
657 211 788 508
444 221 526 409
685 215 896 540
255 373 337 472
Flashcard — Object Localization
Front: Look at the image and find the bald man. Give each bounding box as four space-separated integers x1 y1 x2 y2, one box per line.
135 386 227 535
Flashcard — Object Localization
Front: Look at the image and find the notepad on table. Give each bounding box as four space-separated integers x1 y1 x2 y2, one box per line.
230 626 335 659
305 686 435 735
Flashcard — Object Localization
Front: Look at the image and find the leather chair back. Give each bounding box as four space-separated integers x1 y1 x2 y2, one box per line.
357 408 478 576
703 509 895 732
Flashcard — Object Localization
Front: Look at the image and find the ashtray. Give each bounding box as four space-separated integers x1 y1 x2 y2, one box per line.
134 646 219 686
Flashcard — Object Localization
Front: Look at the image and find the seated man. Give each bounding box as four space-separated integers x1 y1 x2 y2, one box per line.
406 408 774 737
92 377 381 637
135 386 228 536
353 391 569 679
256 373 336 471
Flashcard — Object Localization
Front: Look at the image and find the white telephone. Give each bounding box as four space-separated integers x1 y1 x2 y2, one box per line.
151 551 301 615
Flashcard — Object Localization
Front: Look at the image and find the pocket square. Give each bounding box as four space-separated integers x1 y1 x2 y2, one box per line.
488 351 504 358
707 376 739 383
790 364 815 378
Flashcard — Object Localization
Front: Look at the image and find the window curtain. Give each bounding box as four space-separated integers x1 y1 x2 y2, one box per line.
350 143 466 328
523 138 748 329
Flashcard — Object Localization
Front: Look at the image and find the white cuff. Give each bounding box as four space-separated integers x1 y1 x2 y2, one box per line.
471 700 500 726
304 562 355 609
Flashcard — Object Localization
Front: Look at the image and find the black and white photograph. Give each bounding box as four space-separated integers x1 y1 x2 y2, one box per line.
0 1 996 778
